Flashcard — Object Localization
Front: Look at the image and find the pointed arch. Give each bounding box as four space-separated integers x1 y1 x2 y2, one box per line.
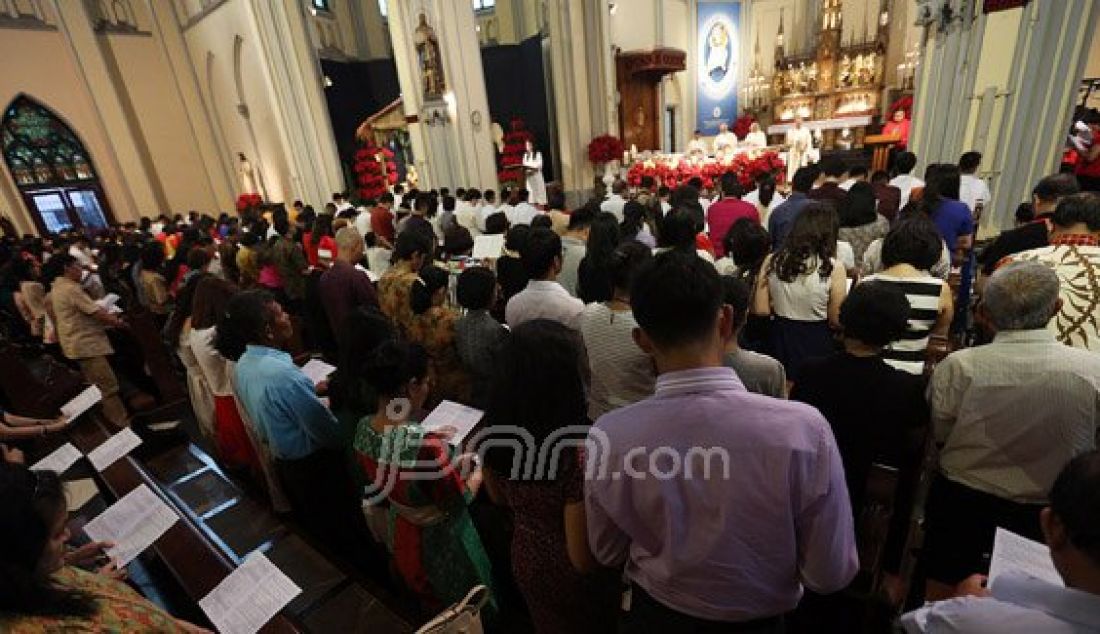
1 94 114 233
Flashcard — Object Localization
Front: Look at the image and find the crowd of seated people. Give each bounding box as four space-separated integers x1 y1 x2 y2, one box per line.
0 156 1097 634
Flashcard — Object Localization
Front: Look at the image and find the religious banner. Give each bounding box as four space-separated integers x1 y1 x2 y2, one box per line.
696 1 741 135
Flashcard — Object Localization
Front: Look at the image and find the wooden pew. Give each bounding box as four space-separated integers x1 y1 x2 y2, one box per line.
2 345 414 633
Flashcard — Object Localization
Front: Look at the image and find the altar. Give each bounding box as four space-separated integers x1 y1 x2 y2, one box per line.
624 148 786 189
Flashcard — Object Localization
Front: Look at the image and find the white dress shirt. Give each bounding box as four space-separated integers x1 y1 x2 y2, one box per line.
929 329 1100 504
505 279 585 330
890 174 925 210
960 173 992 214
901 571 1100 633
600 194 627 223
507 202 540 226
354 209 372 238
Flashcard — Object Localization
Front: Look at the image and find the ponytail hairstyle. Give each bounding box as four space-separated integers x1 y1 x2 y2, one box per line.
362 340 429 398
409 264 449 315
757 174 777 208
213 289 278 361
0 464 94 618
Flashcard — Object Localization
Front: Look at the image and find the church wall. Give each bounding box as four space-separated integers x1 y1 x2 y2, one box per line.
182 0 296 205
0 27 143 229
959 9 1021 175
100 31 222 215
1086 22 1100 79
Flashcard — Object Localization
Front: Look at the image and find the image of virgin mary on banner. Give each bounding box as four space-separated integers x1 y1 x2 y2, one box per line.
697 2 741 136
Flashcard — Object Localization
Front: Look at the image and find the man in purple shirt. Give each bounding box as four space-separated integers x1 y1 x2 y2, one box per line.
707 172 760 257
585 251 858 630
318 227 378 343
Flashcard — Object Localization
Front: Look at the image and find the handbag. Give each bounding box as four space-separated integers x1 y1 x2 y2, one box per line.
415 585 491 634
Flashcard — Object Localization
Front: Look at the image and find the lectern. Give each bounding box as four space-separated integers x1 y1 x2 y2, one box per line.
864 134 902 172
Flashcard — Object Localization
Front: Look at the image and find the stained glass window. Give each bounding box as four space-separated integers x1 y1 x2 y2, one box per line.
1 96 96 188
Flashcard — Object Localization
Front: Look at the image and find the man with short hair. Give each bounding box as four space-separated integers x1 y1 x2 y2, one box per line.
870 169 902 222
333 192 353 214
809 156 848 205
922 261 1100 599
889 151 924 210
978 173 1081 276
768 165 818 250
455 190 481 236
587 251 857 629
559 205 595 296
601 180 628 223
477 190 497 232
370 193 396 250
902 450 1100 632
958 151 992 218
49 254 130 428
318 227 378 343
1000 193 1100 351
504 228 583 329
707 173 760 257
839 165 868 191
507 189 539 226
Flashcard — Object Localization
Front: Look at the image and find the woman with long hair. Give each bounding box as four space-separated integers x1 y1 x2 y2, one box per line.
576 212 621 304
911 163 974 260
480 320 620 633
352 340 495 617
753 203 848 374
0 464 211 632
407 264 471 405
718 218 773 353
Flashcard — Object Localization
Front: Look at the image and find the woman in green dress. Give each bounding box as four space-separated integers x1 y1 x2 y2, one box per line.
353 340 496 617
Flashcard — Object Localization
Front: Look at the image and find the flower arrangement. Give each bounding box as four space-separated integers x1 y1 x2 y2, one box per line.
626 151 785 191
587 134 625 164
353 144 398 201
498 117 532 186
235 193 262 214
732 114 755 140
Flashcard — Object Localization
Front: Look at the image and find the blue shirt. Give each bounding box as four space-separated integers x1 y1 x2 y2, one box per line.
901 571 1100 633
234 345 341 460
929 199 974 251
768 192 813 251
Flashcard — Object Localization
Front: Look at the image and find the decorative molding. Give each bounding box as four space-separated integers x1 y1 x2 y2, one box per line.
0 13 55 31
94 21 151 36
180 0 228 31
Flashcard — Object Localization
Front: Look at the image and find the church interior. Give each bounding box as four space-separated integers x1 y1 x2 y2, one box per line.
1 0 1100 632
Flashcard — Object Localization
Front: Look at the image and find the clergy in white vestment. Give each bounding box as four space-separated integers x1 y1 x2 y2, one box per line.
522 140 547 205
713 122 737 154
741 122 767 149
687 130 708 157
785 117 813 182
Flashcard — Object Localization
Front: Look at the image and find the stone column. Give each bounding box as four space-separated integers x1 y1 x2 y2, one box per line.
909 0 1100 231
386 0 497 191
247 0 345 206
544 0 615 202
52 0 164 219
144 0 236 209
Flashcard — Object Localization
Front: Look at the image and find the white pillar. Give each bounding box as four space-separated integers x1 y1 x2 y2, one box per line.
52 0 162 220
247 0 345 206
386 0 497 191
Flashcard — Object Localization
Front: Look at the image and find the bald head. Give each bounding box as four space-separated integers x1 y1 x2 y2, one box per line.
983 261 1061 331
335 226 364 263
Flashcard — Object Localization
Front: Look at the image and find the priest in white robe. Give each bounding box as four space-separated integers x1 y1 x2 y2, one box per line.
784 118 813 182
741 122 767 149
713 122 737 154
522 140 547 205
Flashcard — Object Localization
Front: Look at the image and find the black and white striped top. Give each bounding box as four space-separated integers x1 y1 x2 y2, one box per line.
862 273 945 375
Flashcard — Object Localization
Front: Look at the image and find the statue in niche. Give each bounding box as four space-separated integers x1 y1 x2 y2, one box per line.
238 152 257 194
838 54 852 87
414 13 446 99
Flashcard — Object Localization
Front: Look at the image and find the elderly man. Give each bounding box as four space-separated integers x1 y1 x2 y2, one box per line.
48 254 130 428
921 261 1100 600
318 227 378 343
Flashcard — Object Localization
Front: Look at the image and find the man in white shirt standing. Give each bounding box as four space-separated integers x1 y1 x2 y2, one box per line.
902 450 1100 633
354 204 373 241
477 190 497 232
505 228 584 330
889 151 925 210
921 261 1100 600
958 151 992 222
333 192 354 214
601 180 628 223
507 189 539 226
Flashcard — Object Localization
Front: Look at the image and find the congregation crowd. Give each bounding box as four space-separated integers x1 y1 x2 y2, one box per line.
1 144 1099 633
